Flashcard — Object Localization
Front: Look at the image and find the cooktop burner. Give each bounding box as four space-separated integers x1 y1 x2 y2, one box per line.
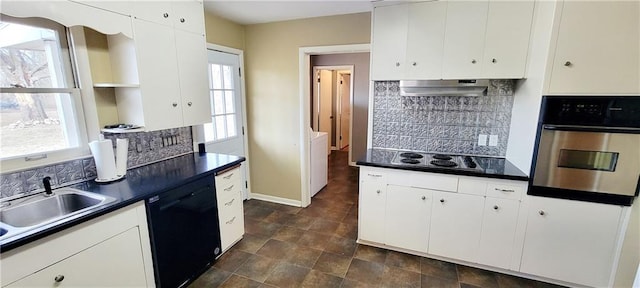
432 154 453 160
401 158 421 164
400 152 424 159
430 160 457 167
390 151 483 172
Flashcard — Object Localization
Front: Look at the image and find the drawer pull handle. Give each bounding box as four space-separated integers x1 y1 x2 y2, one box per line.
224 185 234 192
367 173 382 178
225 198 235 206
226 217 236 224
223 173 234 179
54 275 65 282
494 188 515 193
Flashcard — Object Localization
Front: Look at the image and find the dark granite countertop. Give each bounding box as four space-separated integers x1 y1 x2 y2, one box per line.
0 152 245 252
357 149 529 181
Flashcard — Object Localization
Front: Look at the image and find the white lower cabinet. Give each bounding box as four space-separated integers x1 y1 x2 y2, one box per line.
216 166 245 252
385 185 432 252
6 228 147 287
520 197 624 287
358 173 387 244
428 191 484 263
477 197 520 269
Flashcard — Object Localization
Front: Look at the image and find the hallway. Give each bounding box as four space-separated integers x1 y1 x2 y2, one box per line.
190 151 563 287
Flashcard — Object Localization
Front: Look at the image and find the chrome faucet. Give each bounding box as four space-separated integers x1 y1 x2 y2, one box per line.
43 176 53 196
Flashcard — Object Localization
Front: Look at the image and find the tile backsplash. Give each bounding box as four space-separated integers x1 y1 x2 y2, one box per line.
0 127 193 200
371 80 514 156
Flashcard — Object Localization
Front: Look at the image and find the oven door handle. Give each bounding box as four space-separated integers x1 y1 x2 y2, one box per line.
543 124 640 134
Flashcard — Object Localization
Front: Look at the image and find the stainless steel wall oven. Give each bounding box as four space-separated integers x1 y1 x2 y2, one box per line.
530 96 640 206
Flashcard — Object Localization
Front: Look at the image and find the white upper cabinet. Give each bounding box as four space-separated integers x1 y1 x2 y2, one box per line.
405 1 448 80
481 1 535 78
372 0 534 80
175 31 210 126
546 1 640 95
171 1 206 34
132 1 174 26
442 1 489 79
371 4 409 81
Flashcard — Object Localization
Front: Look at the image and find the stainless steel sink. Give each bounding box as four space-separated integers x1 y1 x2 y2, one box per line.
0 189 117 239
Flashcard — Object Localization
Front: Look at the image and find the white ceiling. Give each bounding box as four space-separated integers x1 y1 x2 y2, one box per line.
203 1 374 25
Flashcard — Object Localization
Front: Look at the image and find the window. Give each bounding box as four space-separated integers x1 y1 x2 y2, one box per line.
0 15 87 169
204 63 237 142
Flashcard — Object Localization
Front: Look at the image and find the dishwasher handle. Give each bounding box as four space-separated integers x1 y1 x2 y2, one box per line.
158 186 211 211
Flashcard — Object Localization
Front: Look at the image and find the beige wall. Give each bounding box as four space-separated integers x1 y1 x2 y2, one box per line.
204 13 245 50
244 12 371 201
311 53 370 165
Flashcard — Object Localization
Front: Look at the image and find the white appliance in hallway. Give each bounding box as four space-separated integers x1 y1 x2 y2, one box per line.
310 130 328 197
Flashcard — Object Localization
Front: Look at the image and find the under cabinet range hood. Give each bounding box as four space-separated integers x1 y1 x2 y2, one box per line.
400 80 490 97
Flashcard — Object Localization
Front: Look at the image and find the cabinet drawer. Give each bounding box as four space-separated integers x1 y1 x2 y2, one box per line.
219 199 244 251
218 191 242 216
215 167 241 191
486 183 525 200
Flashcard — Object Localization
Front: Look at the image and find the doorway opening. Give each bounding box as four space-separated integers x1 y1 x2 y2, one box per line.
311 66 354 155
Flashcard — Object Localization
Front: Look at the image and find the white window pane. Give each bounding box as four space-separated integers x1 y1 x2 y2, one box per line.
213 91 224 115
226 115 236 137
203 122 214 142
223 65 233 89
215 115 226 139
1 93 76 158
210 64 222 89
225 91 234 113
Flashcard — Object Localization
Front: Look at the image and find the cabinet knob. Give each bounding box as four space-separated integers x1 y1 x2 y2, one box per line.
163 13 169 18
180 18 186 23
471 59 477 64
412 62 417 66
539 210 545 216
187 102 193 106
54 275 65 282
421 196 426 200
491 58 497 63
493 205 499 210
564 61 572 67
172 102 178 107
376 190 381 194
439 199 445 203
395 62 400 67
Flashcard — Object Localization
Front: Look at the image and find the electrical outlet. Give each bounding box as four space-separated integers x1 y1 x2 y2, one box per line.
489 134 498 146
478 134 488 146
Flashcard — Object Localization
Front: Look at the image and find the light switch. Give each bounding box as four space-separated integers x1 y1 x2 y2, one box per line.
489 134 498 146
478 134 488 146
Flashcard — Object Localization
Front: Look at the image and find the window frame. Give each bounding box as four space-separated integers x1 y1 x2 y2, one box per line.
0 15 90 173
205 63 239 143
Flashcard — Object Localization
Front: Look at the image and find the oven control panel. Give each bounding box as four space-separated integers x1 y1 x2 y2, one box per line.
542 96 640 127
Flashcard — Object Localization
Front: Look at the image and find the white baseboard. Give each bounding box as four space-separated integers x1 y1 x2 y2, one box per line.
249 193 302 207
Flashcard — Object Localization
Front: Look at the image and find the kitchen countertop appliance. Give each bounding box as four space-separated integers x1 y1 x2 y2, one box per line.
530 96 640 205
391 151 482 172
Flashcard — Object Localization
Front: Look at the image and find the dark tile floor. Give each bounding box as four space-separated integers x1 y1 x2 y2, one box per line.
190 151 564 288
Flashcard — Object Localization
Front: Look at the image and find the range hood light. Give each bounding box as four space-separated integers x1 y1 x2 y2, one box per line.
400 80 490 97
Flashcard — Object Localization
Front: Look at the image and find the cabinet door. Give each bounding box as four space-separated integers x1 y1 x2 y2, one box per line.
477 197 520 270
481 1 534 78
132 1 173 26
7 228 147 287
385 185 432 252
371 4 408 80
171 1 205 34
520 197 623 287
358 173 387 244
405 1 447 80
429 191 484 262
175 30 211 126
548 1 640 94
133 19 182 131
442 1 489 79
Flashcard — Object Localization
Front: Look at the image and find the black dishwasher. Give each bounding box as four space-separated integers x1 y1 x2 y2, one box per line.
147 175 222 288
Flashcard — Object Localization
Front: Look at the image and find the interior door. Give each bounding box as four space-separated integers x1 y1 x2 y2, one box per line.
204 50 248 199
319 69 333 155
339 73 351 150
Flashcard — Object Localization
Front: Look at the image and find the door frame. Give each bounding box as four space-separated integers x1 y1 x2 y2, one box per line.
192 43 252 198
299 44 370 207
337 70 354 151
312 65 354 153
